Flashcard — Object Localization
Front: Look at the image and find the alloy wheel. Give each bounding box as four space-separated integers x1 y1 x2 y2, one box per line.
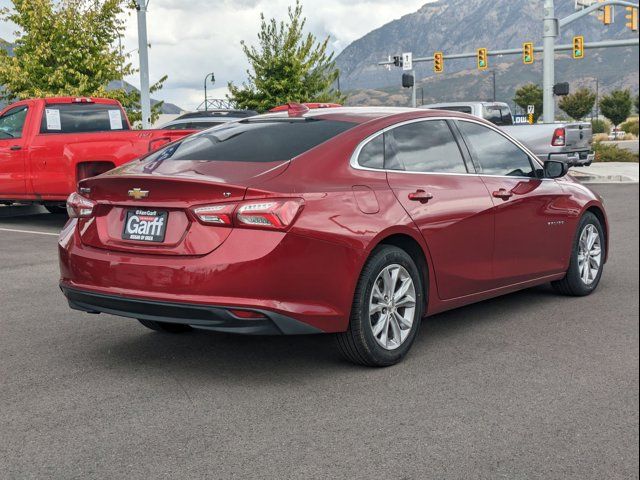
577 224 602 286
369 264 417 350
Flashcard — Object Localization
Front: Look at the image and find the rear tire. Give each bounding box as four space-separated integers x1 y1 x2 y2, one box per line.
138 319 193 333
336 245 425 367
552 212 605 296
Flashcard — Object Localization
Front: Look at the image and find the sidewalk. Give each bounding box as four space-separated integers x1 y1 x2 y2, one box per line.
569 162 639 184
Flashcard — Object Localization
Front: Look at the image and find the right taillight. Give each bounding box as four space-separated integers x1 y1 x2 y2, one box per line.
66 192 96 218
191 198 304 231
552 127 566 146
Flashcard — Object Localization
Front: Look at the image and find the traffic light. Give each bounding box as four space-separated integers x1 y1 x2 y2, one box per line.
393 55 402 68
434 52 444 73
477 48 488 70
626 7 638 31
572 36 584 59
523 42 534 65
598 4 613 25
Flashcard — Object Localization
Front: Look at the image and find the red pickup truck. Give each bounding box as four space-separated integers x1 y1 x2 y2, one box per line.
0 97 194 212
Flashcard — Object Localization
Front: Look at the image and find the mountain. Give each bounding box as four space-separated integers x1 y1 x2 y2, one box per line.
336 0 639 108
0 39 183 113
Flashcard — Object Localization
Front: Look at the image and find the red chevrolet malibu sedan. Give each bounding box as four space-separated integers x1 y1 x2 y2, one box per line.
59 107 608 366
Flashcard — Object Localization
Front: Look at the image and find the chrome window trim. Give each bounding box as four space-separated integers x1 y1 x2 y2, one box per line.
349 116 548 181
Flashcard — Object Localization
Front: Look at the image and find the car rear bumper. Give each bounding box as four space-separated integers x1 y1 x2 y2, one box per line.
58 220 362 333
61 285 322 335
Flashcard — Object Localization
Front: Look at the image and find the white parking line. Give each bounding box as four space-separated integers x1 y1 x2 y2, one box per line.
0 227 59 237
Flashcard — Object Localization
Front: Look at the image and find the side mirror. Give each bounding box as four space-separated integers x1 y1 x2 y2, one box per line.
544 159 569 179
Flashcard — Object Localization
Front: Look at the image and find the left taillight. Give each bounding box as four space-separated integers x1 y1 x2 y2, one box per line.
552 127 566 146
191 198 304 231
66 192 96 218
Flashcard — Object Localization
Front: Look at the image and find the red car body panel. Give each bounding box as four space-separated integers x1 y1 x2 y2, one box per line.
58 108 609 334
0 97 194 203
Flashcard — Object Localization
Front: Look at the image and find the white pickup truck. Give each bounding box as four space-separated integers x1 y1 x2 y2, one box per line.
421 101 594 166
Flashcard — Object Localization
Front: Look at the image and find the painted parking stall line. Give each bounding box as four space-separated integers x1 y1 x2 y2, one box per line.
0 227 59 237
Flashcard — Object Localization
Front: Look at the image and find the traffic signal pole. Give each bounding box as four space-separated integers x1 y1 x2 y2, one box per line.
543 0 639 123
379 0 638 122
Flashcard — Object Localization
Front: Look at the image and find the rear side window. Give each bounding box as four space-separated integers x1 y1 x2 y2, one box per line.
40 104 129 134
482 106 512 126
457 120 534 177
149 119 356 163
384 120 468 173
358 135 384 169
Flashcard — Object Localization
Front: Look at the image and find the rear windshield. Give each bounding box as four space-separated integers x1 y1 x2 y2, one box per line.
148 119 356 163
40 103 129 134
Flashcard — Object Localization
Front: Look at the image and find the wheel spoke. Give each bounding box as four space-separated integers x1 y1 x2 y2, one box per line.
371 314 387 336
394 311 412 330
394 277 412 302
395 294 416 309
389 315 402 345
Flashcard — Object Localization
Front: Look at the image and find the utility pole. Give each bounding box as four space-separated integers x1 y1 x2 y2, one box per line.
411 70 417 108
136 0 151 129
492 70 497 102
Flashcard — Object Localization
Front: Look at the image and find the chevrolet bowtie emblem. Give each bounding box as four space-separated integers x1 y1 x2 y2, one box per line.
128 188 149 200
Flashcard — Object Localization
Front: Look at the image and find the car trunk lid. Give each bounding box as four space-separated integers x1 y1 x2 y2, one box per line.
77 160 289 256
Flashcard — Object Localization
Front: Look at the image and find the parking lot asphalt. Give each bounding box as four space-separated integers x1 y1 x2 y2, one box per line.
1 184 638 480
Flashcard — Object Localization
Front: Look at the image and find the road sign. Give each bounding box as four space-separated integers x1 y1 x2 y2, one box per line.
513 115 530 125
528 113 534 125
402 52 413 71
527 105 535 114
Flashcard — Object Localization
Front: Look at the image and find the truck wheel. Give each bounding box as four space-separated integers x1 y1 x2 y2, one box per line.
45 205 67 215
138 319 193 333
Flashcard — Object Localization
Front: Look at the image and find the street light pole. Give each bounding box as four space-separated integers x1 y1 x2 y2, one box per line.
136 0 151 129
204 73 215 111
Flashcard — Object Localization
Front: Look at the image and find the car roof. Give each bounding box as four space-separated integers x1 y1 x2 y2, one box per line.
256 106 478 125
421 101 510 109
175 110 258 120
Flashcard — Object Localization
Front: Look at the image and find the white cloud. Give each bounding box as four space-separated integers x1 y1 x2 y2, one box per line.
1 0 431 110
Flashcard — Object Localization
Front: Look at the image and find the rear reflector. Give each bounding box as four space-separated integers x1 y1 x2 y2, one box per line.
229 309 267 319
66 192 96 218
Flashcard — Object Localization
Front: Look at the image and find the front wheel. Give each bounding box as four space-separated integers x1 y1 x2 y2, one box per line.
552 212 605 296
336 245 425 367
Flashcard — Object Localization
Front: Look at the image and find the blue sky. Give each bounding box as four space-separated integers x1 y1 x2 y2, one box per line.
0 0 430 110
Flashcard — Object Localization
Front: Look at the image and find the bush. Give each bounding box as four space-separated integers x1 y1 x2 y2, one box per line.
593 142 639 162
620 119 639 136
591 119 611 134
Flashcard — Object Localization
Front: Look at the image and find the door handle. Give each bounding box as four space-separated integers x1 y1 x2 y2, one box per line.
10 145 22 151
408 190 434 203
492 188 513 200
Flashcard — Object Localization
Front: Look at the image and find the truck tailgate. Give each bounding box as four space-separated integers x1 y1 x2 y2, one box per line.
564 123 592 152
